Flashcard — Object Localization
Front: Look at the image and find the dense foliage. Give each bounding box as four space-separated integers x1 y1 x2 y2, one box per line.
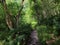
0 0 60 45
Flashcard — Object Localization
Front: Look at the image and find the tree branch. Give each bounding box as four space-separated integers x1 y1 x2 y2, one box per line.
16 0 24 16
0 0 12 16
16 0 24 29
0 0 13 30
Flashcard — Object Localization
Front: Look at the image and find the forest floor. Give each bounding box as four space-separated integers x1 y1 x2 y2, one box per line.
46 34 60 45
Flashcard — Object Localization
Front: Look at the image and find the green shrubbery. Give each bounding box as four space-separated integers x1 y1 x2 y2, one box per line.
0 0 60 45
